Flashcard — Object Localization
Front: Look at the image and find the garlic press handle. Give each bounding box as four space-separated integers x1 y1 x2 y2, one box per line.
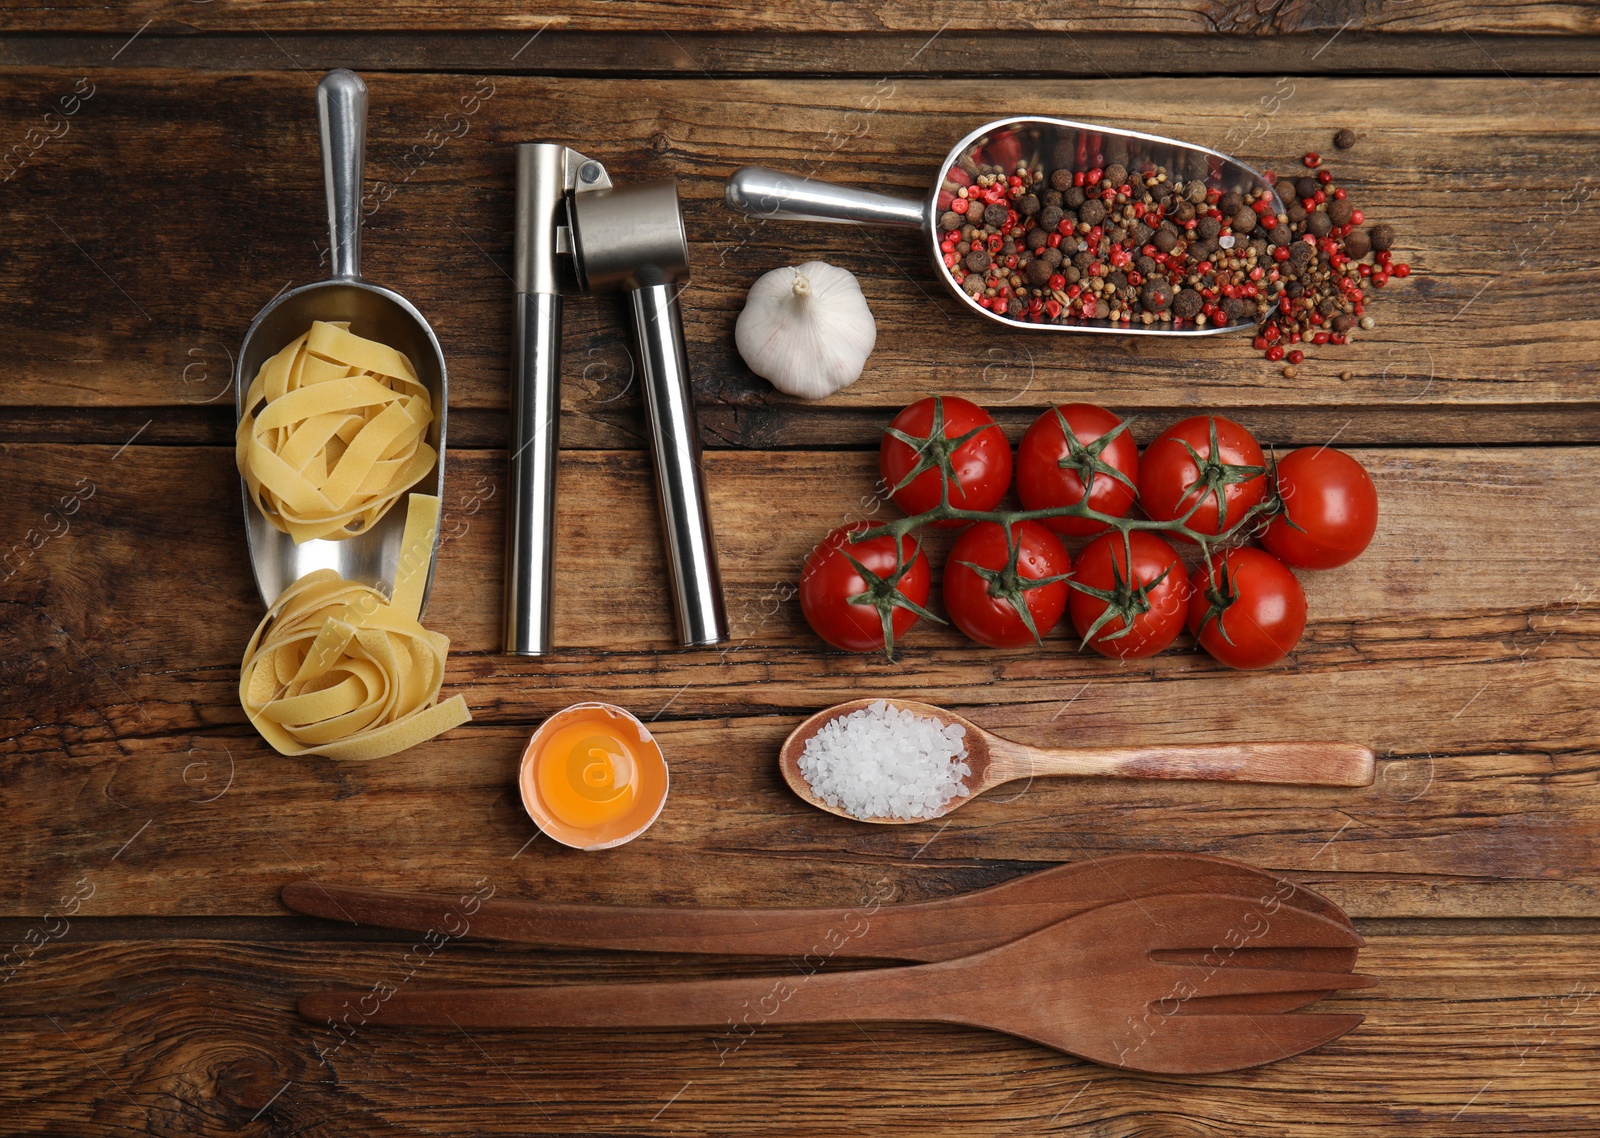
725 166 926 229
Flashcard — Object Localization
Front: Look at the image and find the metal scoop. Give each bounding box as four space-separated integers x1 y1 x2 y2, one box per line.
725 116 1285 336
235 69 448 609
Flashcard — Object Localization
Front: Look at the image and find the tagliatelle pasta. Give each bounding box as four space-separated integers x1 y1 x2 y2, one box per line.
236 320 436 543
240 494 470 761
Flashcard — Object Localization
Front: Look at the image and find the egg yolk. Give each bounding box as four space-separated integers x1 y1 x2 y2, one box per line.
537 727 638 830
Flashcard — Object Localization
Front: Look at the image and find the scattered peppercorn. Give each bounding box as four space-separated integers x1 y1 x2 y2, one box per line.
1368 223 1395 252
1334 128 1356 150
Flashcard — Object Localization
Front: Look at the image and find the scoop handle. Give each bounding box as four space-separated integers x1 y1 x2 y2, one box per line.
317 69 367 280
725 166 926 229
991 739 1376 788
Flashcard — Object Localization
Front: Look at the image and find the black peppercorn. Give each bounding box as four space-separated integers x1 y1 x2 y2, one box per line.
1369 223 1395 251
1219 191 1243 217
1063 185 1086 209
1334 128 1356 149
1130 220 1153 245
1295 176 1319 201
1153 228 1179 253
1332 312 1355 332
1016 193 1040 216
1107 225 1128 245
1135 254 1159 276
1222 296 1249 320
1140 277 1172 312
1025 227 1050 250
1172 288 1203 319
1044 189 1063 208
1289 242 1314 268
1078 199 1107 227
1039 206 1065 232
1196 216 1221 241
1050 169 1074 192
1007 297 1026 318
1106 270 1128 290
982 203 1008 228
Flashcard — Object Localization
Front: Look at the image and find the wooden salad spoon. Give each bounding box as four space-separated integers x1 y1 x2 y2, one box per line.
298 891 1375 1075
780 698 1375 824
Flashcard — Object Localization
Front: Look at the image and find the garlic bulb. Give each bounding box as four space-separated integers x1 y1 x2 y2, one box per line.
735 261 876 400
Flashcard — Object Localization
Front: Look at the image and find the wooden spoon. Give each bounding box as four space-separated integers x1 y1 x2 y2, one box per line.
298 891 1374 1075
780 698 1375 824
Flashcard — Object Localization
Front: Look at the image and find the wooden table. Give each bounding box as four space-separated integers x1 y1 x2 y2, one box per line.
3 5 1597 1133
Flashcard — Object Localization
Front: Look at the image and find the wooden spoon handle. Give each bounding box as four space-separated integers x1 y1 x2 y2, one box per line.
996 740 1375 787
299 966 938 1033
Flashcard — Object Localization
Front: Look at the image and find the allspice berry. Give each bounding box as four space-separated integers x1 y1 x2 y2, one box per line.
1153 228 1179 253
1344 228 1372 259
1196 215 1221 241
1078 199 1108 227
1172 288 1204 319
1025 259 1054 287
1185 180 1209 203
1232 208 1257 234
1104 163 1128 188
1220 191 1244 216
983 203 1008 228
1017 193 1040 216
939 211 963 231
1063 185 1086 209
1326 198 1354 227
1307 211 1332 238
964 249 992 272
1369 223 1395 251
1050 169 1073 192
1334 128 1356 149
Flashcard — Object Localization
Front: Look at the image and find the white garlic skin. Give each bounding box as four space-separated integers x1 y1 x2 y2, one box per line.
735 261 877 400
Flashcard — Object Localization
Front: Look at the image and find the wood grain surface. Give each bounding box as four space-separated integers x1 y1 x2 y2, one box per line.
2 17 1598 1137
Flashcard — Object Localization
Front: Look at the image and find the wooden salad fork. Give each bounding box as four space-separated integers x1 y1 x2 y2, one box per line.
298 891 1374 1074
281 851 1354 964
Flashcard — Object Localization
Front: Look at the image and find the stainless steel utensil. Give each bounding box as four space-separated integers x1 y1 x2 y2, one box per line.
504 146 727 654
236 69 448 609
725 116 1285 336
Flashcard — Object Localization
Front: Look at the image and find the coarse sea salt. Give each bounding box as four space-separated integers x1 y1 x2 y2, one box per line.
797 700 971 821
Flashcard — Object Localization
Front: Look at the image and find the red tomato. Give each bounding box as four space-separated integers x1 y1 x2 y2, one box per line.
1187 547 1307 670
1068 531 1190 659
1262 446 1379 569
1138 415 1268 540
943 521 1073 648
1015 403 1139 537
800 523 933 654
879 396 1012 525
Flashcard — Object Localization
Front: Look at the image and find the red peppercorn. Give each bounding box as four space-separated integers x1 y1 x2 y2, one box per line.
943 251 958 266
1264 324 1281 342
1350 209 1364 225
1317 169 1333 184
1313 332 1331 345
1207 188 1222 204
1333 187 1346 199
1359 264 1372 278
1260 214 1278 230
1288 349 1304 364
1267 344 1286 361
1047 232 1063 248
1047 273 1066 291
951 198 969 214
1303 153 1321 168
1086 167 1103 185
1197 260 1213 274
1127 270 1143 286
1394 263 1411 277
1331 333 1347 345
1008 174 1022 187
1273 246 1291 262
1253 335 1269 350
1313 190 1326 204
1371 273 1389 287
1376 250 1393 266
1045 299 1062 318
1067 284 1082 298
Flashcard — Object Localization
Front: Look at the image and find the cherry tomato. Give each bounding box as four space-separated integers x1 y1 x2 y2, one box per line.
1137 415 1268 540
1015 403 1139 537
800 523 932 654
1068 531 1190 659
943 521 1072 648
1187 547 1307 669
879 396 1012 525
1262 446 1379 569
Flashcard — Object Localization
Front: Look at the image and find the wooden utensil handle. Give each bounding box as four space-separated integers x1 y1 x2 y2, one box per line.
281 881 914 960
1002 741 1375 787
299 967 936 1032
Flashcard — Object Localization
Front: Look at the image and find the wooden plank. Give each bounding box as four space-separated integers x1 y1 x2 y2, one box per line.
7 30 1600 77
7 1 1599 36
2 72 1597 422
1 934 1595 1134
2 443 1597 918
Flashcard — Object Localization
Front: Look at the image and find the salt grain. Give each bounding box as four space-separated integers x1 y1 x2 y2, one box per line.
797 700 971 821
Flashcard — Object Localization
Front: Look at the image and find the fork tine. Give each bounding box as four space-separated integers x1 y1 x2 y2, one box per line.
1103 1012 1365 1075
1148 895 1366 951
1155 965 1377 1000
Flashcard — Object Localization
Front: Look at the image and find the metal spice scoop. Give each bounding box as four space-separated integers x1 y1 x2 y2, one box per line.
726 116 1285 336
504 146 727 654
236 70 448 608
